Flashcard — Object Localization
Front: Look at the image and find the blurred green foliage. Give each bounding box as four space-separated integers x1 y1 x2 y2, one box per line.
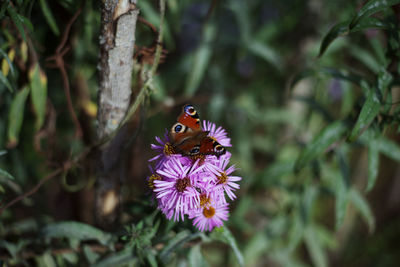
1 0 400 266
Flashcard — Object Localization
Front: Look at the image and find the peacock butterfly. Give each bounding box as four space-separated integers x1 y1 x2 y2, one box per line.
169 104 226 157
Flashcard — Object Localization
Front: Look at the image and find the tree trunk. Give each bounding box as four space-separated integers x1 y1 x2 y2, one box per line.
96 0 139 228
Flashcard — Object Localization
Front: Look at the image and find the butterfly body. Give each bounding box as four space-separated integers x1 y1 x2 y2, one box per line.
170 104 226 157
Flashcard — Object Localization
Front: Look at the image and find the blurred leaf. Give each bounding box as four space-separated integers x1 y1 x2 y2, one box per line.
367 139 379 191
377 68 393 95
29 64 48 130
7 86 30 147
184 23 215 97
41 221 114 246
93 248 137 267
189 245 208 267
349 188 375 233
160 231 201 263
318 21 348 58
1 48 15 77
347 86 380 142
247 41 281 71
0 69 13 92
349 0 400 29
0 150 6 157
287 213 304 252
0 168 14 180
210 227 244 267
335 150 350 229
319 18 388 57
294 121 347 172
83 245 101 264
35 252 58 267
6 5 27 43
320 67 364 86
304 226 327 267
376 136 400 161
39 0 60 35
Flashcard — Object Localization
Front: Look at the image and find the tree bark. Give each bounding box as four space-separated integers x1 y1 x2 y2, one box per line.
96 0 139 228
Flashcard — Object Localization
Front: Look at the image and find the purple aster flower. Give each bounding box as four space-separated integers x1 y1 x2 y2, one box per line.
206 153 241 201
153 157 204 221
149 130 176 168
202 120 232 147
190 202 229 232
149 116 240 232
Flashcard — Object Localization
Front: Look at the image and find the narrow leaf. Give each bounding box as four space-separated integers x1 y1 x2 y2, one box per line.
348 87 380 142
294 121 347 172
1 48 16 77
184 23 215 97
377 136 400 161
349 188 375 233
304 226 327 267
93 248 137 267
0 168 14 180
319 17 388 57
7 6 27 43
335 151 350 229
7 86 30 147
367 140 379 191
41 221 114 246
0 70 13 92
39 0 60 35
189 245 208 267
349 0 400 29
210 227 244 267
29 64 47 130
318 21 349 57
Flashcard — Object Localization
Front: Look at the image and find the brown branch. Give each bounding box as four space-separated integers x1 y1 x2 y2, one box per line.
0 162 70 214
46 8 83 138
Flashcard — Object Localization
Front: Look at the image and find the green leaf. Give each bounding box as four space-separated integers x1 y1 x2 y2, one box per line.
335 150 350 229
93 248 137 267
348 86 380 142
7 5 27 43
304 226 327 267
39 0 59 35
247 41 281 71
376 136 400 161
349 188 375 233
210 227 244 267
0 70 13 92
160 231 201 262
349 0 400 29
189 245 208 267
0 150 6 157
29 64 47 130
294 121 347 172
83 245 101 265
41 221 114 246
318 21 349 57
7 86 30 147
367 140 379 191
0 168 14 180
319 17 389 57
184 23 215 97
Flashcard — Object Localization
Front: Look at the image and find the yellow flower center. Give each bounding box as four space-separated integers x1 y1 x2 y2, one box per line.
200 194 210 207
148 174 162 189
175 177 191 193
163 142 175 155
217 172 228 185
203 206 216 218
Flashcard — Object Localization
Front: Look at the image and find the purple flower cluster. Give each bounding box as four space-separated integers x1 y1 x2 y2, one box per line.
148 121 241 232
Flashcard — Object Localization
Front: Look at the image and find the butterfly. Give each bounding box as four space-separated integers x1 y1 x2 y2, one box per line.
169 104 226 157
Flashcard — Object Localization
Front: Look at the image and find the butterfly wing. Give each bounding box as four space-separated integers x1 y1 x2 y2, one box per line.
170 104 226 157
